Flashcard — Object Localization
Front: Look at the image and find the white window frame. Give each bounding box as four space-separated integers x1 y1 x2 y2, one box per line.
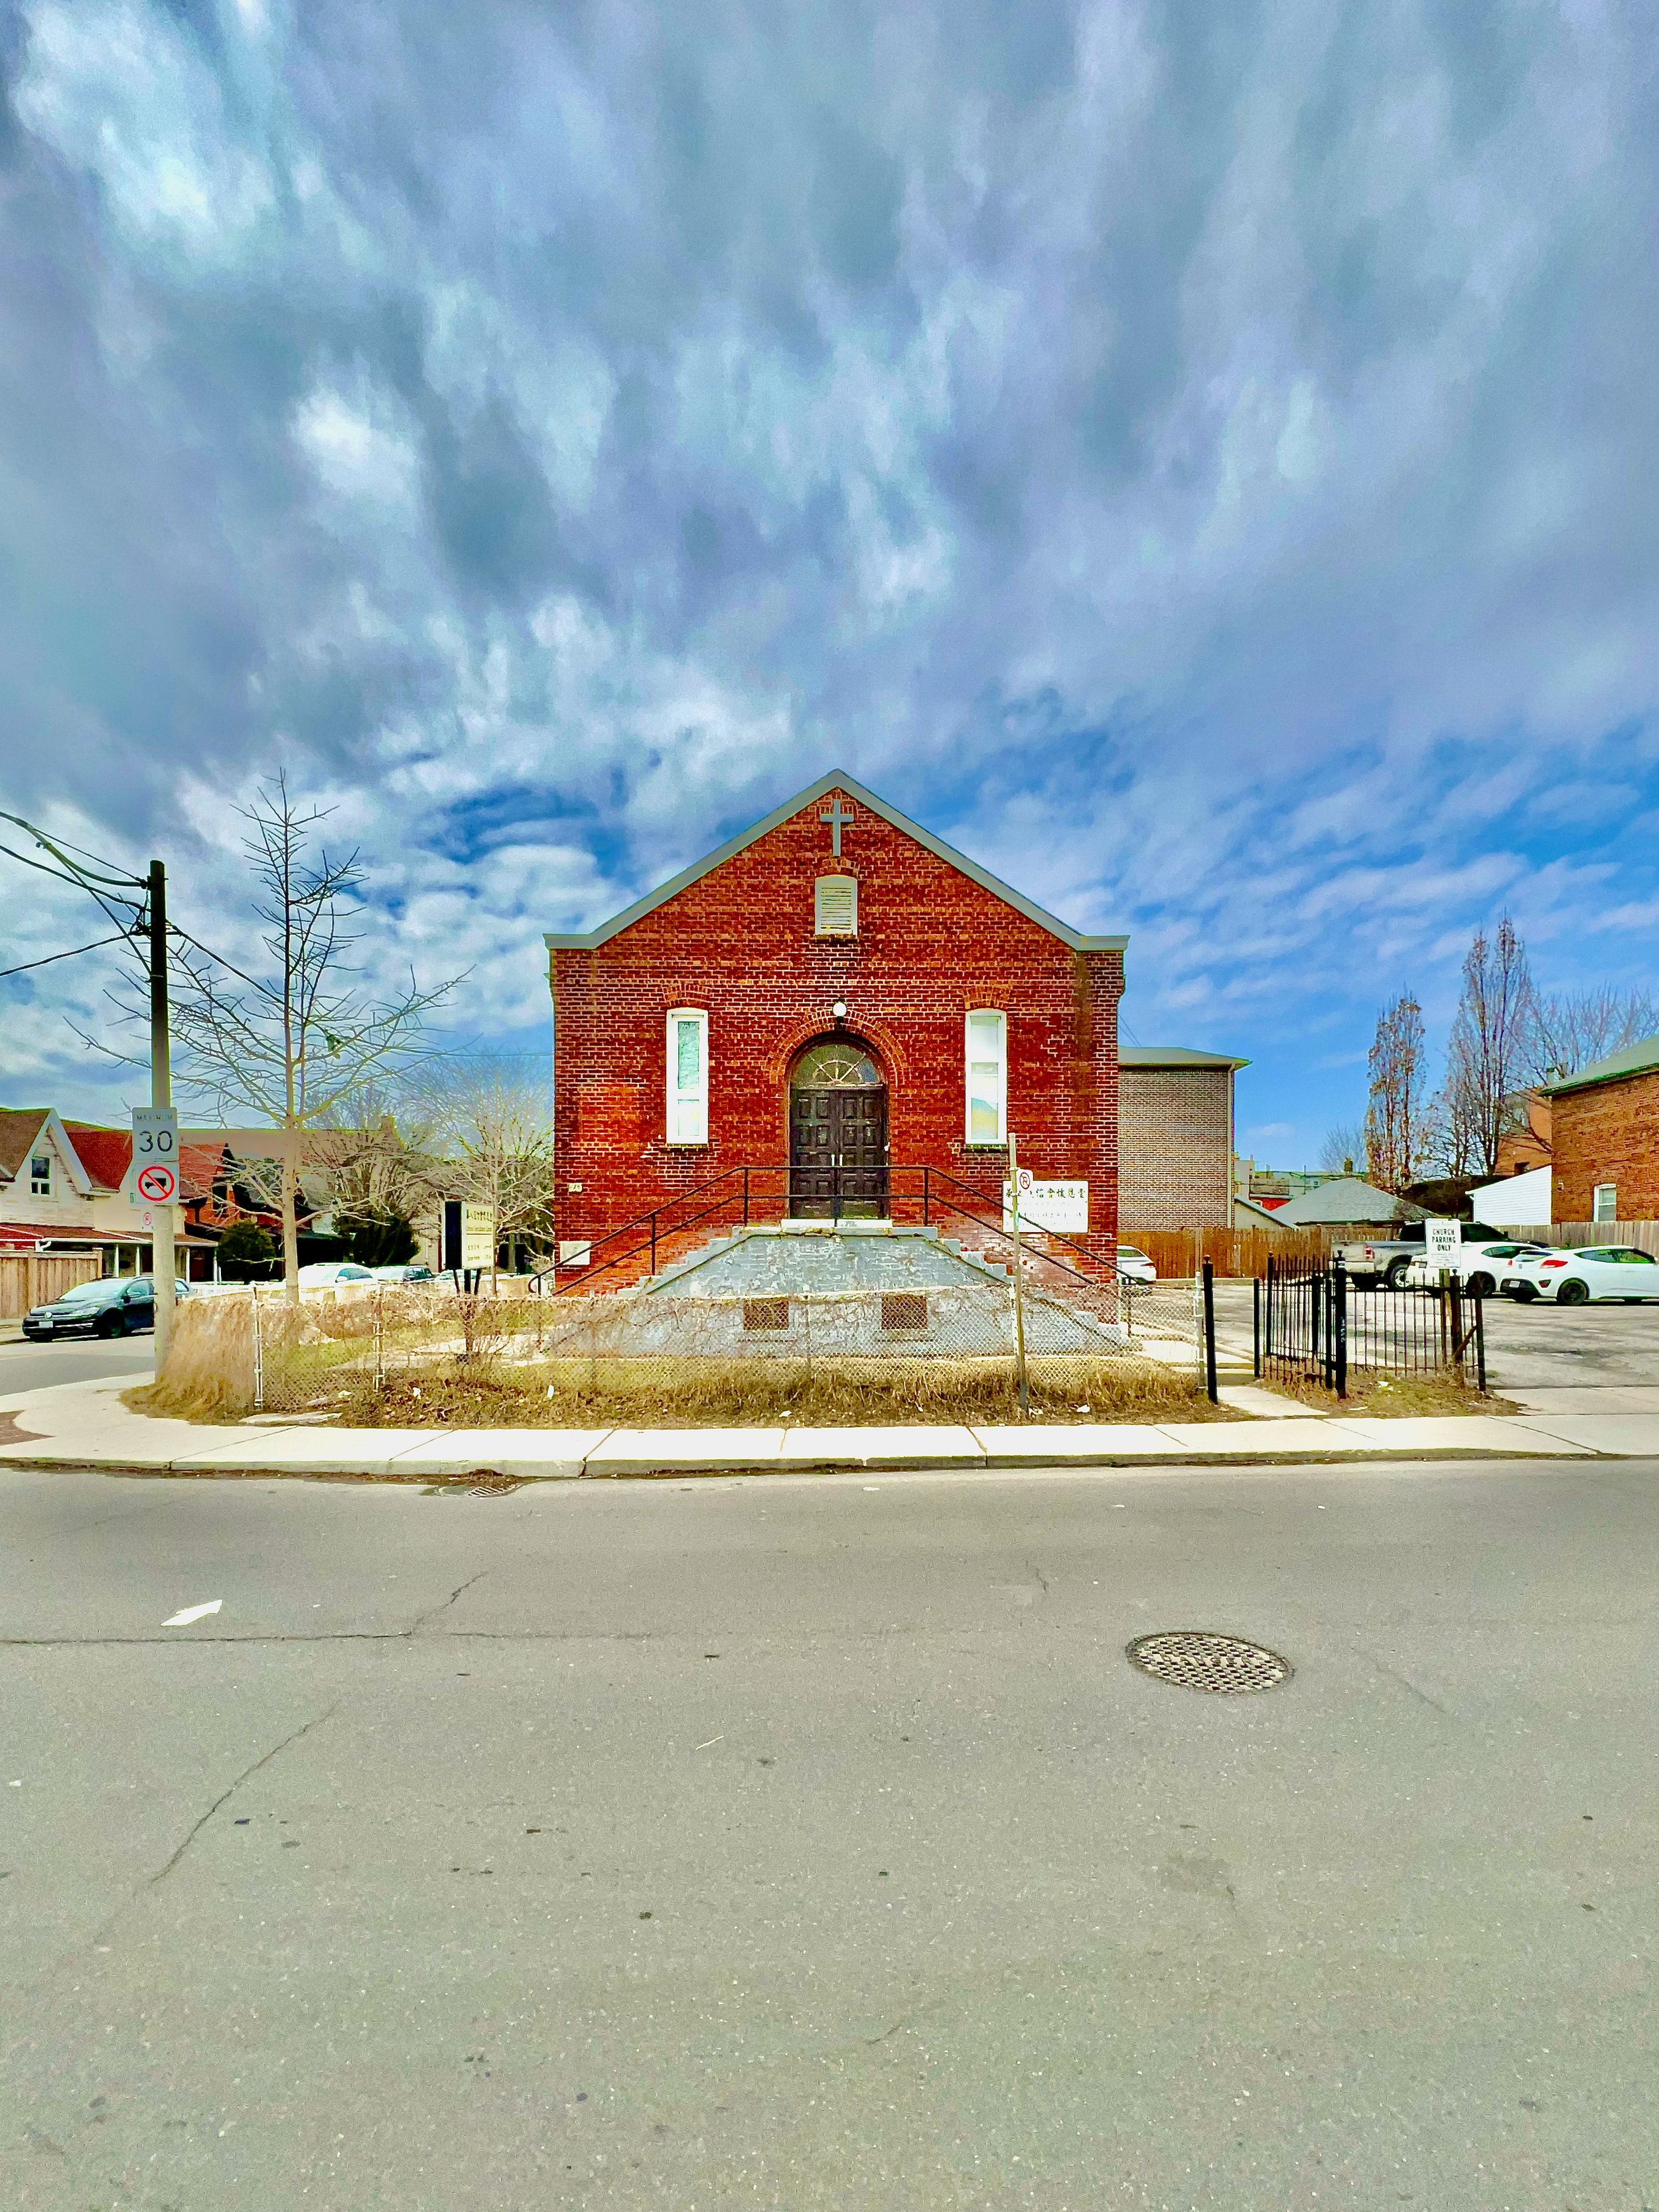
814 874 858 937
29 1152 51 1196
666 1008 709 1146
1593 1182 1617 1223
964 1009 1007 1146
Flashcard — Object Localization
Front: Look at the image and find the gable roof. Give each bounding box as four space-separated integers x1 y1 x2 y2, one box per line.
0 1108 50 1180
1543 1031 1659 1097
1119 1046 1250 1071
62 1122 131 1192
1272 1174 1419 1226
545 771 1129 955
0 1107 93 1195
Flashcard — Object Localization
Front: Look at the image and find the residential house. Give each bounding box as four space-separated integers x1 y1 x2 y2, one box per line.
1543 1034 1659 1221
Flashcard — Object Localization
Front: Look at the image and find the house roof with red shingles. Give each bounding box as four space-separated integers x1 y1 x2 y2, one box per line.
61 1124 226 1200
0 1108 51 1180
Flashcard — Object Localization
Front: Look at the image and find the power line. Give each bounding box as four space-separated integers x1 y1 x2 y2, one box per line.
0 932 132 981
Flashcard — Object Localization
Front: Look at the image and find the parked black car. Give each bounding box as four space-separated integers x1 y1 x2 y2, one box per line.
22 1276 190 1340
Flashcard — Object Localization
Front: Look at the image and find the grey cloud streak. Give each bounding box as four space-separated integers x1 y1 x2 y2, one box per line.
1 0 1656 1137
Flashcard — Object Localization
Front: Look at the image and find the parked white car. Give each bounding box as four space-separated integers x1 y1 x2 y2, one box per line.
370 1263 436 1283
1405 1239 1551 1297
1500 1245 1659 1304
1116 1243 1157 1284
295 1261 378 1290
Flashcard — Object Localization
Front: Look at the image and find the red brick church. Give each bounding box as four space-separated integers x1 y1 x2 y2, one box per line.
546 774 1127 1282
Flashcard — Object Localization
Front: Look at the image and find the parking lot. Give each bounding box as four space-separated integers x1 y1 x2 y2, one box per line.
1213 1278 1659 1404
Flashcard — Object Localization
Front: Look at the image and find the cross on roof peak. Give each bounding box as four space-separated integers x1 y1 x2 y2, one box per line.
818 795 855 855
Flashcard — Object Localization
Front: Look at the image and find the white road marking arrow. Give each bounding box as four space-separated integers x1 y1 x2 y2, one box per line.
163 1600 223 1627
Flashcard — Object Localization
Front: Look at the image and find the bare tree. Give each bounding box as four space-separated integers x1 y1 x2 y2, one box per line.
167 778 459 1300
413 1058 558 1284
1437 916 1536 1179
1318 1123 1365 1175
1362 992 1427 1193
309 1081 445 1261
1530 984 1658 1081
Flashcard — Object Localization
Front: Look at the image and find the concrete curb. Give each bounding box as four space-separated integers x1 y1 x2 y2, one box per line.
1 1372 1650 1476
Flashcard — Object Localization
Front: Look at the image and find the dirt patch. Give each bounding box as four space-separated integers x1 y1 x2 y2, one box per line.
0 1409 45 1446
1261 1371 1521 1418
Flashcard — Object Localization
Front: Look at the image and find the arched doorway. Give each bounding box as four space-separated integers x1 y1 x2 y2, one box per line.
789 1038 889 1218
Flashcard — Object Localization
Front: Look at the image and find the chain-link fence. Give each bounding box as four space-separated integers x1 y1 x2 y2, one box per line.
163 1272 1208 1428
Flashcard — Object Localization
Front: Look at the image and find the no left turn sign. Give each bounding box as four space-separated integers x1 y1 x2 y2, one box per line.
136 1162 179 1205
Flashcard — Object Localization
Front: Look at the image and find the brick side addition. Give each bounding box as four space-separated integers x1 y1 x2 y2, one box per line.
1551 1070 1659 1219
1118 1066 1233 1229
549 789 1124 1279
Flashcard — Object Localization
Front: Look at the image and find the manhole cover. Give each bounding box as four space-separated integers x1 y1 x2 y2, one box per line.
1125 1631 1291 1695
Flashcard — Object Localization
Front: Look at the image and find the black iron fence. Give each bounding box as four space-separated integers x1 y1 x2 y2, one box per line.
1256 1253 1486 1397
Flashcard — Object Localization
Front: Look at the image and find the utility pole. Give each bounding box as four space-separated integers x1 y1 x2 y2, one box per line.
148 859 177 1369
1007 1131 1030 1417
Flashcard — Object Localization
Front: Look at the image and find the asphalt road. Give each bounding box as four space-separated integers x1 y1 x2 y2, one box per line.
0 1335 157 1396
3 1460 1656 2211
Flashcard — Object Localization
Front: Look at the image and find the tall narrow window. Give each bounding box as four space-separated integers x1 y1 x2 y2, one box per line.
667 1008 709 1145
1593 1182 1617 1223
29 1153 50 1196
965 1010 1007 1144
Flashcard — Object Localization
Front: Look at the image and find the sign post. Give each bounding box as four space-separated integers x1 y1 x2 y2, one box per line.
132 1099 179 1364
1006 1135 1030 1417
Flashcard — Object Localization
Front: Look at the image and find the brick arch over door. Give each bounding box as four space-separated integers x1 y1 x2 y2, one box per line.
763 1014 910 1093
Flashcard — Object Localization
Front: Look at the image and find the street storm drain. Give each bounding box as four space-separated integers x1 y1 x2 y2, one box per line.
1126 1631 1292 1695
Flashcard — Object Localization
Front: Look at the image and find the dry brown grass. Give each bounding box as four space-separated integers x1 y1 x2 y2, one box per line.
328 1354 1234 1430
1262 1368 1520 1417
141 1294 258 1419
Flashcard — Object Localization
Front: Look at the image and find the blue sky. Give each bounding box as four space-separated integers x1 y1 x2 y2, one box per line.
1 0 1656 1162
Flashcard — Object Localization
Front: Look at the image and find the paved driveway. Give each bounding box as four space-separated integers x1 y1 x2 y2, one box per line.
1214 1277 1659 1405
2 1460 1655 2209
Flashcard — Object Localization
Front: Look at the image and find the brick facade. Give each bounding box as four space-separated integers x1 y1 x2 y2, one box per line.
1118 1059 1238 1230
547 778 1125 1278
1551 1068 1659 1220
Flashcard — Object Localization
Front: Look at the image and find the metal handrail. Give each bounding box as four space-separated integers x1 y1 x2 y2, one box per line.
534 1160 1119 1298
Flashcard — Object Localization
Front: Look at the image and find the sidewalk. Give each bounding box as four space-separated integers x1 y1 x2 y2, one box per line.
3 1372 1656 1478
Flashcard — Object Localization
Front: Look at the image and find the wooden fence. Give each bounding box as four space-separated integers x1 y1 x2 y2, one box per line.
1127 1220 1659 1279
0 1254 102 1320
1122 1227 1333 1279
1481 1219 1659 1257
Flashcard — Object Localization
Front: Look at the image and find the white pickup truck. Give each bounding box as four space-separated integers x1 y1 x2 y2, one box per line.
1332 1223 1433 1289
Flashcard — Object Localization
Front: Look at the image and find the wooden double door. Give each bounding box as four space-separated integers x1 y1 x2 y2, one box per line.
789 1085 889 1217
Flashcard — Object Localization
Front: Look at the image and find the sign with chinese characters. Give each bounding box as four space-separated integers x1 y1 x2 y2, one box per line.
1003 1178 1089 1234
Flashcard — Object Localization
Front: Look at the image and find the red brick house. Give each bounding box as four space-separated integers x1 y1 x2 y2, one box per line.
1546 1034 1659 1221
545 774 1127 1282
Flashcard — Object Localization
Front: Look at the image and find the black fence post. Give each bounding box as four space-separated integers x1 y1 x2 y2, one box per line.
1474 1284 1486 1394
650 1211 657 1276
1333 1258 1348 1399
1265 1255 1275 1373
1252 1275 1261 1379
1315 1268 1327 1387
1202 1257 1218 1404
1448 1272 1465 1384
